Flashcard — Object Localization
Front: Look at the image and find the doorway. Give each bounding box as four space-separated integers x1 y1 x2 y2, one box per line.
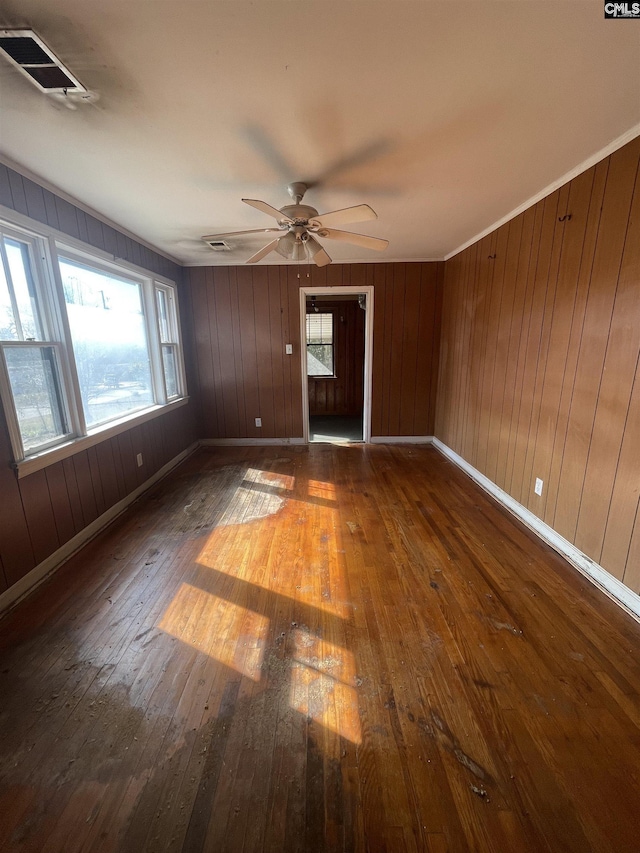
299 286 374 444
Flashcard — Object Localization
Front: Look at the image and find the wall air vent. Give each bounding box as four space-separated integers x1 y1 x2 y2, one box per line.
203 239 231 252
0 29 86 93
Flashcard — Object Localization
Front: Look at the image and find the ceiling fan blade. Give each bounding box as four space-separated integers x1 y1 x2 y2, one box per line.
242 198 293 223
310 203 377 228
202 228 284 240
246 237 283 264
316 228 389 252
306 235 332 267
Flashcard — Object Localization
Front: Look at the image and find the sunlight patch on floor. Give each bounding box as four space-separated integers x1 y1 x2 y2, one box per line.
158 582 269 681
289 626 362 744
215 467 292 527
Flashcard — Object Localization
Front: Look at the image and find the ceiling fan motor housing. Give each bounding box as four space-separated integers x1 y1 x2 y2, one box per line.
279 204 319 225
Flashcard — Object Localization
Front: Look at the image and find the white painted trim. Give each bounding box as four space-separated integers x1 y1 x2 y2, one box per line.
15 397 190 479
370 435 434 444
0 155 181 266
200 437 305 446
184 257 444 267
0 442 199 617
299 285 374 445
445 123 640 261
432 438 640 622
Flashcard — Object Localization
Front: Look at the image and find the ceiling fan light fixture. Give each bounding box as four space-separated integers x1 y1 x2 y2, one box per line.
275 232 306 261
204 184 385 266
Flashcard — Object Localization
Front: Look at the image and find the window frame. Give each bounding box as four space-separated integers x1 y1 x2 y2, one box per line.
0 210 188 478
154 282 184 402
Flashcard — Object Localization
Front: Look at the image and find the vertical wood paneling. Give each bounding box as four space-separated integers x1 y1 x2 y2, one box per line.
19 470 60 565
528 170 595 522
286 268 304 437
207 266 227 437
519 184 570 507
435 135 640 596
0 164 13 209
188 262 442 441
237 267 261 437
0 165 195 593
495 211 533 490
7 171 28 216
0 555 7 595
216 267 241 437
253 272 276 435
44 462 76 547
600 369 640 582
72 451 99 528
553 142 639 542
22 178 48 224
0 414 36 585
575 157 640 563
62 456 86 535
509 193 560 504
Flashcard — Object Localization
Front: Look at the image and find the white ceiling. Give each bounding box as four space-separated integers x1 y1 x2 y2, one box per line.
0 1 639 267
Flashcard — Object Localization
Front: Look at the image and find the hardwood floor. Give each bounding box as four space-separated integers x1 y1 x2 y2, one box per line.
0 445 639 852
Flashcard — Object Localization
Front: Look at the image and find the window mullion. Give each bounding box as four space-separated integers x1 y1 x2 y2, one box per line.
46 236 86 436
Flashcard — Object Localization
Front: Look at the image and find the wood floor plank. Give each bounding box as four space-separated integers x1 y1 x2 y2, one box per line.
0 444 639 852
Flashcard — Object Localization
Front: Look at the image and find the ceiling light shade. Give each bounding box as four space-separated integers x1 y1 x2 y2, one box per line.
275 232 306 261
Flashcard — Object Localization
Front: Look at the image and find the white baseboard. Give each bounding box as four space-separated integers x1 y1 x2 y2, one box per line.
0 441 200 617
203 436 433 447
200 437 305 446
432 438 640 622
369 436 434 444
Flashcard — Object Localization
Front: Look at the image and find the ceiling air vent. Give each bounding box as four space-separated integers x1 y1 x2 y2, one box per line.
0 29 86 93
203 238 231 252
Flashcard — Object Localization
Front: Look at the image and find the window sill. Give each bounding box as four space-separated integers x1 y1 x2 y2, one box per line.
14 396 190 479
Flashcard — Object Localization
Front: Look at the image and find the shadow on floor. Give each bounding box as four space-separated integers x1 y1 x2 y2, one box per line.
309 414 363 443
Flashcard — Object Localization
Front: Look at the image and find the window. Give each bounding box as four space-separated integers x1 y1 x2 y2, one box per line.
306 312 334 377
59 257 154 427
0 216 186 472
156 285 181 400
0 230 70 453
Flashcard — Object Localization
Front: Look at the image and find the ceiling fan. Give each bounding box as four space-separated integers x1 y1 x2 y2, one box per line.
202 182 389 267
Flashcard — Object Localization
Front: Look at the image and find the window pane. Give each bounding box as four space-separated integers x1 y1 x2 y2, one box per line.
1 239 43 341
307 344 334 376
162 344 178 398
0 255 15 340
306 312 333 376
4 346 67 452
156 289 170 343
59 259 154 427
306 312 333 344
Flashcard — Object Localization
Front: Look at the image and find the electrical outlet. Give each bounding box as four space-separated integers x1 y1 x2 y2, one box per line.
255 417 262 427
534 477 543 496
136 453 143 467
285 343 293 355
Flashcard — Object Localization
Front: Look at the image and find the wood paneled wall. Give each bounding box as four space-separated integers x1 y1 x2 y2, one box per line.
435 136 640 595
0 164 197 596
371 261 443 436
185 261 443 440
307 299 365 417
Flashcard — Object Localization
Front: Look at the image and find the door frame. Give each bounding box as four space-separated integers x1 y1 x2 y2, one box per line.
299 285 374 444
